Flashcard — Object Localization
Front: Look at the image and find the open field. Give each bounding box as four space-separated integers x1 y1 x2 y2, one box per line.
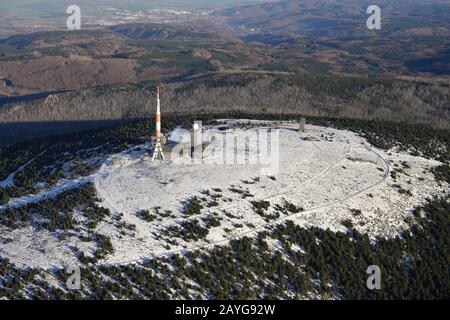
0 120 445 268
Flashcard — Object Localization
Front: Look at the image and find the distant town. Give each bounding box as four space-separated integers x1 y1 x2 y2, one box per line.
89 7 224 27
0 6 229 38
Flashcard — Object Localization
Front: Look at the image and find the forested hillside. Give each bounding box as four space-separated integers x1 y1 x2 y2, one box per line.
1 74 448 128
0 195 448 300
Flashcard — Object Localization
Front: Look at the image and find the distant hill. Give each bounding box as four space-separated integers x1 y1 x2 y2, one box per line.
0 25 262 96
109 24 215 41
218 0 450 39
0 11 449 99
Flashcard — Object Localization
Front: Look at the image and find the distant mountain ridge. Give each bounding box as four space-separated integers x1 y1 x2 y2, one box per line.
217 0 450 39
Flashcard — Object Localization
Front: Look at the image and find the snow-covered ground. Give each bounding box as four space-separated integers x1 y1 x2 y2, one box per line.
0 121 446 268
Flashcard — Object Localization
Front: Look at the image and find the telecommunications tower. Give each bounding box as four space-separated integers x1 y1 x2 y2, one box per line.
151 86 166 161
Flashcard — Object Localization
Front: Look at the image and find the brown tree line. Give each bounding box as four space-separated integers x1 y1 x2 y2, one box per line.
0 74 448 129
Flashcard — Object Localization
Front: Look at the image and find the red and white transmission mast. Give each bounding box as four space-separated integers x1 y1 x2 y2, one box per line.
151 86 165 161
